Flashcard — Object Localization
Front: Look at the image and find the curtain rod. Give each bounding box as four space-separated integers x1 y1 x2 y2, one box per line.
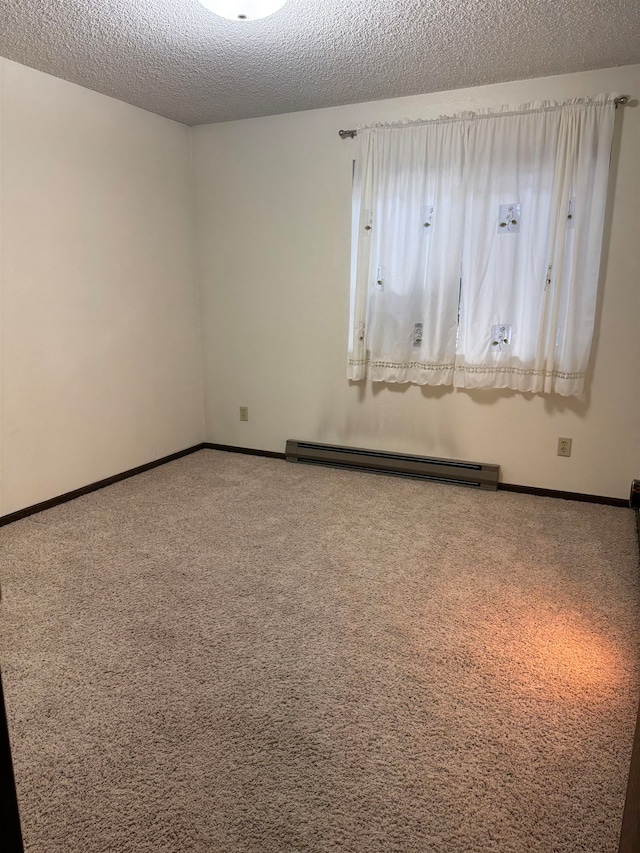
338 96 630 139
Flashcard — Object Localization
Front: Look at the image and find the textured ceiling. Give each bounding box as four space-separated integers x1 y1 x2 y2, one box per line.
0 0 638 126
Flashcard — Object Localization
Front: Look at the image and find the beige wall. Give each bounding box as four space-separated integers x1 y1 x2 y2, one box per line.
193 64 640 499
0 60 204 515
0 60 637 511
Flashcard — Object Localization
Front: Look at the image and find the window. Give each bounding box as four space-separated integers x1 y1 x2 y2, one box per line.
348 96 616 396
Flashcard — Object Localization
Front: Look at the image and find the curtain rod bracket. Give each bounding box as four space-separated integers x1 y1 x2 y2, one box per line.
615 96 629 108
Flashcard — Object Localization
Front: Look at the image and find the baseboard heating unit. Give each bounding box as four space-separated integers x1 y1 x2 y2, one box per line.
285 440 500 491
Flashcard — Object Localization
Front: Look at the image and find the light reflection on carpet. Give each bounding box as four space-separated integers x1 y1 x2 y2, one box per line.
471 598 628 705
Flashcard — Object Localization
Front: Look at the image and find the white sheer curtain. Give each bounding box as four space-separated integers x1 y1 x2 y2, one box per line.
348 96 617 396
347 121 466 384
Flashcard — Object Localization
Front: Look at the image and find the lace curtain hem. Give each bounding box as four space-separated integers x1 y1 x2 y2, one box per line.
347 359 455 385
348 359 586 395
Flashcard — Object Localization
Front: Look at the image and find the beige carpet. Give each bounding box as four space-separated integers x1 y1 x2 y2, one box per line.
0 449 639 853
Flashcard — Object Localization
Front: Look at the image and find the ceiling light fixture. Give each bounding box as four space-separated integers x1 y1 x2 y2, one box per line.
198 0 287 21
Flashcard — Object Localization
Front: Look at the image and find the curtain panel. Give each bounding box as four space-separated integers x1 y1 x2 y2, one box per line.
347 96 617 396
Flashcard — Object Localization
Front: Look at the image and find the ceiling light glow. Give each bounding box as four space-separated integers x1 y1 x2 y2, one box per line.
198 0 287 20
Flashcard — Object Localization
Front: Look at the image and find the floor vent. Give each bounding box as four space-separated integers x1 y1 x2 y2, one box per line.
285 440 500 491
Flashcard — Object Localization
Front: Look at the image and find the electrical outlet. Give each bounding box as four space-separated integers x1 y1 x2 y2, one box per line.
239 406 249 422
557 437 572 457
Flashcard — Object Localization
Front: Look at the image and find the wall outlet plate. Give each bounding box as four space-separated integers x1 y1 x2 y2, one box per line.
557 437 572 457
239 406 249 422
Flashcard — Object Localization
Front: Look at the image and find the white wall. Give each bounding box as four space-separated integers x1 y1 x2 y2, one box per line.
193 64 640 499
0 60 204 515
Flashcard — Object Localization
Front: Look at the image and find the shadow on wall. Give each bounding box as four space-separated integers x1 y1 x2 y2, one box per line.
330 381 458 458
327 380 590 461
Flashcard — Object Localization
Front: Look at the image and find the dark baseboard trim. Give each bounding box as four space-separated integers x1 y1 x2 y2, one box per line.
203 442 286 460
1 443 626 527
0 670 24 853
0 444 206 528
498 482 627 507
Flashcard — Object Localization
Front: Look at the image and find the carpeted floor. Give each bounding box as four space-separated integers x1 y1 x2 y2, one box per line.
0 449 639 853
